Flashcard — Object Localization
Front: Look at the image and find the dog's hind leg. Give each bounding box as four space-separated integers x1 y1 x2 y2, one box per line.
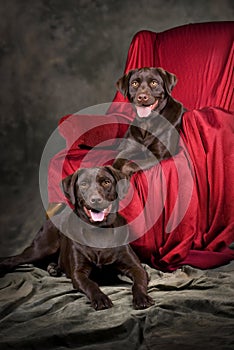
47 262 62 277
0 220 60 273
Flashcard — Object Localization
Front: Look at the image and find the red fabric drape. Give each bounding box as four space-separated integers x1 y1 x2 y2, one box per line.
48 22 234 271
124 107 234 271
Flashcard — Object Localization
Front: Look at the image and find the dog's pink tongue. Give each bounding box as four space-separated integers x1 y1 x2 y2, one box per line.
90 210 105 222
136 106 152 118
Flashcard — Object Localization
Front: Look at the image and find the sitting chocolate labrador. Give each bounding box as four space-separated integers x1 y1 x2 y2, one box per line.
0 166 154 311
113 67 184 175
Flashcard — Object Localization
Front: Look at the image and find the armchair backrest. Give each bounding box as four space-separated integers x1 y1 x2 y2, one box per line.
114 22 234 112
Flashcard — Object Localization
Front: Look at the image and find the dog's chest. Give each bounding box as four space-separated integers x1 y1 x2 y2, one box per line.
130 124 155 148
84 248 117 267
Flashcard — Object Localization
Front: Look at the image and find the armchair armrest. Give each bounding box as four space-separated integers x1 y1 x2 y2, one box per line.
58 112 130 150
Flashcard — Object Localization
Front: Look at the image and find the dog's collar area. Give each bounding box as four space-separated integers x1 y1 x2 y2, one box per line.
84 204 112 223
136 99 159 118
54 206 130 247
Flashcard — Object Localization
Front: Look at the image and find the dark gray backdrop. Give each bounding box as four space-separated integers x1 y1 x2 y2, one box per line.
0 0 233 255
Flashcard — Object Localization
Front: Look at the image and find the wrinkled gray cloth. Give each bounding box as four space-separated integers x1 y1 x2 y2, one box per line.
0 262 233 350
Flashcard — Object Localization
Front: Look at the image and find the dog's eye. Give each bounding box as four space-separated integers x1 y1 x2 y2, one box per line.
131 81 139 88
102 179 111 187
80 181 88 188
150 80 158 87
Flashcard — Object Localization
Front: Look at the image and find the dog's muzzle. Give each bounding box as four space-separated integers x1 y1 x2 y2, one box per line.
135 99 159 118
83 204 112 222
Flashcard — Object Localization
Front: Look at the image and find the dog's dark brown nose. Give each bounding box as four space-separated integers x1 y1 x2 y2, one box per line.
137 94 149 103
90 195 103 205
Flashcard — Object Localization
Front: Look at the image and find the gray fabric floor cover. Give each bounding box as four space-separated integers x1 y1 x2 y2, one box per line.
0 262 233 350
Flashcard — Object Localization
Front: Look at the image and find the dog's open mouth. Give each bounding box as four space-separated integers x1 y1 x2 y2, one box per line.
83 204 112 222
136 99 159 118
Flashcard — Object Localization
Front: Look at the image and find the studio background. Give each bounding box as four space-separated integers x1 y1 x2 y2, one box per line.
0 0 233 255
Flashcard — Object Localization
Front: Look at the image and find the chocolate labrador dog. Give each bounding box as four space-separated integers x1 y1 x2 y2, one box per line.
0 166 154 311
113 67 184 175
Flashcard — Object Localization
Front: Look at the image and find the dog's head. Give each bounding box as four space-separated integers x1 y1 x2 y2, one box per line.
116 67 177 118
62 166 129 225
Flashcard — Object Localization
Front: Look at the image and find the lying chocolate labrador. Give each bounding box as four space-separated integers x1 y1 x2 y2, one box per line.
0 166 154 311
113 67 184 175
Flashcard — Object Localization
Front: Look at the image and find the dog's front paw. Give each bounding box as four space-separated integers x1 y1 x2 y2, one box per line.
91 292 113 311
121 162 139 176
133 293 155 310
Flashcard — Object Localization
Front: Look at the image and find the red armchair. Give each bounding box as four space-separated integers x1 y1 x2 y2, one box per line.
47 21 234 271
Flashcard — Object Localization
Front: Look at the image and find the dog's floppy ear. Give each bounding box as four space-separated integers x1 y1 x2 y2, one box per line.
156 67 177 95
62 170 80 205
105 166 130 200
116 70 135 97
